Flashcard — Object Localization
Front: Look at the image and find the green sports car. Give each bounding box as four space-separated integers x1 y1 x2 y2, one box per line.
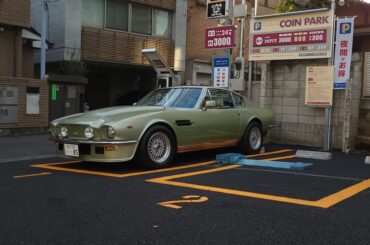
50 86 275 168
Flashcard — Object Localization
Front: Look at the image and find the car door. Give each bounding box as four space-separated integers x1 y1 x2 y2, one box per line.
196 88 241 144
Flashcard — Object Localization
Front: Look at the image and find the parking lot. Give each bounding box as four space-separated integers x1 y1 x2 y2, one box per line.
1 145 369 244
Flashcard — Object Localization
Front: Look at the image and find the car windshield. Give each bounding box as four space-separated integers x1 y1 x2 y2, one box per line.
136 88 202 109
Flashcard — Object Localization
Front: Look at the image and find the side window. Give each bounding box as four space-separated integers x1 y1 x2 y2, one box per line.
209 89 234 108
201 90 212 108
232 93 245 107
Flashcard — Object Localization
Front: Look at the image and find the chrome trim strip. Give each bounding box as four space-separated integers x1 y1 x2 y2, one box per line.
53 138 137 145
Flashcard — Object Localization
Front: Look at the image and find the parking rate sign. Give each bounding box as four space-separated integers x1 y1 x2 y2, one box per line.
212 56 230 88
205 26 236 49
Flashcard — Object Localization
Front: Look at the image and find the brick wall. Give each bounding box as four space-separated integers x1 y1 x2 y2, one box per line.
0 0 30 28
0 29 24 77
0 77 49 129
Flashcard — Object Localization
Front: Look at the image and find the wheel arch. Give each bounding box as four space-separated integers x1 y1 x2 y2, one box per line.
241 117 263 139
138 120 178 150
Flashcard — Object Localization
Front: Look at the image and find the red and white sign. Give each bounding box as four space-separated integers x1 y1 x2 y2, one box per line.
205 26 236 49
249 10 334 61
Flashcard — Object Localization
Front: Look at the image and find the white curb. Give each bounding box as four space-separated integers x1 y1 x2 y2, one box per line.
295 150 332 160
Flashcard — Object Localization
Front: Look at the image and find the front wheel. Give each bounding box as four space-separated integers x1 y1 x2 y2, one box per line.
239 122 263 154
136 125 176 169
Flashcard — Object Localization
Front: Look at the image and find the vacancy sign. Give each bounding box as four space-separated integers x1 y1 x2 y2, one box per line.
249 9 334 61
305 66 334 106
205 26 236 49
207 0 227 19
334 18 354 89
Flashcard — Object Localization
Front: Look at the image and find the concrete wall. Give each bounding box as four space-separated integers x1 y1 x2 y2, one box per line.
260 53 363 151
31 0 81 62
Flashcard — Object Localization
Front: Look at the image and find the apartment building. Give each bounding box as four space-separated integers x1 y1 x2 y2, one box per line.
32 0 180 120
0 0 48 135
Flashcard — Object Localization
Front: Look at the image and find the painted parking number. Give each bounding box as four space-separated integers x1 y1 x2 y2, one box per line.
158 195 208 209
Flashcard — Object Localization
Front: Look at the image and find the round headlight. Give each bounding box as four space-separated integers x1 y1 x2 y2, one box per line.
107 126 115 138
84 127 94 139
60 126 68 138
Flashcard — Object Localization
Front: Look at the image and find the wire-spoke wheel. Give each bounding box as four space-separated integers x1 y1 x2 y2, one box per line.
137 125 175 169
147 132 171 164
239 121 263 154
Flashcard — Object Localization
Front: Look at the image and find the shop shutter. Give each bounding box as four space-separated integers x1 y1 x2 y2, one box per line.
363 52 370 99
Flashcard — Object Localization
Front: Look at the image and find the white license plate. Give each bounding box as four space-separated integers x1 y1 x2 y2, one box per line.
64 144 79 157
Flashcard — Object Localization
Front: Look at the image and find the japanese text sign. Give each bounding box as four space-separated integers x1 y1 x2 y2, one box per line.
205 25 236 49
207 0 227 19
212 56 230 88
249 9 334 61
334 18 354 89
305 66 334 106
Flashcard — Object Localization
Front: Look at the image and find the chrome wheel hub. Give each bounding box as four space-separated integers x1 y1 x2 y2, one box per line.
249 127 262 150
147 132 171 164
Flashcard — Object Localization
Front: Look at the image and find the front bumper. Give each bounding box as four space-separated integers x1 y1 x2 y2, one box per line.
52 138 138 162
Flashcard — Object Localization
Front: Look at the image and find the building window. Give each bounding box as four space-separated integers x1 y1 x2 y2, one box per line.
131 5 152 35
26 87 40 115
82 0 104 28
106 0 129 31
153 9 171 38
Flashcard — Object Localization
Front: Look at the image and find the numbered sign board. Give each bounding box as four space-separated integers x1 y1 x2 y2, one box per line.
205 25 236 49
249 9 334 61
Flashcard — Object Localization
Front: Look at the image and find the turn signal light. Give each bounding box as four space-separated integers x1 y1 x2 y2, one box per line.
105 146 117 151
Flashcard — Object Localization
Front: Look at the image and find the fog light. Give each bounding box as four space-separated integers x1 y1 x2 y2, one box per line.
85 127 94 139
60 126 68 138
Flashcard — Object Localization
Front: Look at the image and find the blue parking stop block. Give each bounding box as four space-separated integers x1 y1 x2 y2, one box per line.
215 153 313 170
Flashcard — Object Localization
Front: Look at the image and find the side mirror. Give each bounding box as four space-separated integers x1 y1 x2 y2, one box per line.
203 100 216 110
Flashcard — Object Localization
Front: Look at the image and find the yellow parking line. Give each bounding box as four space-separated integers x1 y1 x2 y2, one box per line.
32 160 215 178
315 179 370 208
13 172 52 179
247 149 294 158
263 155 296 161
147 156 370 208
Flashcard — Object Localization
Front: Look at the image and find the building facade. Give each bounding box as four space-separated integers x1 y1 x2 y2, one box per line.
32 0 180 121
0 0 48 135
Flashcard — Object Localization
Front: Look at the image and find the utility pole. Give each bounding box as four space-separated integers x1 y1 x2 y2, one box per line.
323 0 337 151
40 0 48 80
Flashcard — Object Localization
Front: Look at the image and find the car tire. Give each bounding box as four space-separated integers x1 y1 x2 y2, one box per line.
137 125 176 169
240 121 263 154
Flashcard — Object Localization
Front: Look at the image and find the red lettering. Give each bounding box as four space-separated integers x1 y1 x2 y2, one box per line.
340 49 348 56
338 70 346 77
340 40 348 48
339 62 346 69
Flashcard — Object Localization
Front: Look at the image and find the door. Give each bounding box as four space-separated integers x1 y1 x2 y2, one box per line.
196 88 241 143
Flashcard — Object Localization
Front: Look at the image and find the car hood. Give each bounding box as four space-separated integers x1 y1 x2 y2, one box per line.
51 106 165 128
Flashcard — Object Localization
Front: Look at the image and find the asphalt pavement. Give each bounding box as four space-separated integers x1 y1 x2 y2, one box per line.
0 133 56 163
0 139 369 244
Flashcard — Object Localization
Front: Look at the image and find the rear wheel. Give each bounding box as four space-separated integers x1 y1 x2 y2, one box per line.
240 121 263 154
137 125 175 169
